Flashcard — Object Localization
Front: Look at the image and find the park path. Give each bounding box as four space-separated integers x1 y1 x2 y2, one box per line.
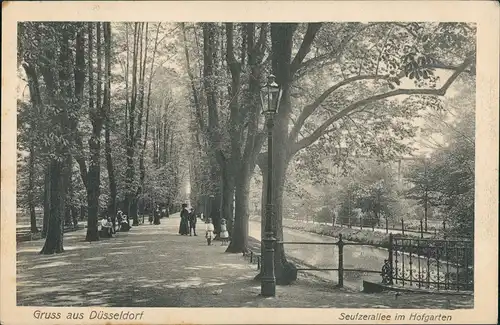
249 221 390 289
16 214 472 308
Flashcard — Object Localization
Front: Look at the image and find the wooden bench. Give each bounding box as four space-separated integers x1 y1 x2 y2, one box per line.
16 230 43 242
243 250 262 270
16 224 83 243
16 231 32 243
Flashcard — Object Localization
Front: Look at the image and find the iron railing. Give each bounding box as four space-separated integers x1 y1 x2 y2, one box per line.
270 233 473 292
278 234 380 287
387 234 473 291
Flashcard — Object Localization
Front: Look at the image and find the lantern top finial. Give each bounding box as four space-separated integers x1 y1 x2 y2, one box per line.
267 74 278 88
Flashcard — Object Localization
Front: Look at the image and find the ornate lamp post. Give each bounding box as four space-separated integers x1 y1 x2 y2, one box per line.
259 74 283 297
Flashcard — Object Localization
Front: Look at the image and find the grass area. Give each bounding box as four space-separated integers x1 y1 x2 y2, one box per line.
282 219 445 249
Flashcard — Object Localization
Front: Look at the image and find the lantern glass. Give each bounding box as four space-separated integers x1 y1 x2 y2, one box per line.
260 74 282 115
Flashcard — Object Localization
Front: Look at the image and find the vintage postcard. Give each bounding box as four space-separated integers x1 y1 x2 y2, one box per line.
1 1 498 324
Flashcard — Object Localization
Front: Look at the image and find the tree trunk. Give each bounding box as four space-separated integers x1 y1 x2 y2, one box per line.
131 197 139 225
42 164 50 238
40 159 66 254
22 53 43 235
71 206 79 228
86 134 101 242
125 23 140 226
270 155 296 285
64 155 73 228
226 166 251 253
209 165 222 235
85 22 102 242
255 154 296 284
105 123 117 222
104 23 117 227
28 141 39 233
221 163 235 234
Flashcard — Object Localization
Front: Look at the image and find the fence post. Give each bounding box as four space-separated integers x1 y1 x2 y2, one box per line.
420 220 424 239
401 219 405 236
388 233 394 285
360 215 363 230
338 234 344 287
385 218 389 234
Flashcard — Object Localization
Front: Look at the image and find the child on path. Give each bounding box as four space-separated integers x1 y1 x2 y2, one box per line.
219 218 229 245
205 218 215 246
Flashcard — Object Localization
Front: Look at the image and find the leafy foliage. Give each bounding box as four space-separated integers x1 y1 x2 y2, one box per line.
406 110 474 238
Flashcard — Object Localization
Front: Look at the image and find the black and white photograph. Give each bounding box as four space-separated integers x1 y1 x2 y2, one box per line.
1 1 498 325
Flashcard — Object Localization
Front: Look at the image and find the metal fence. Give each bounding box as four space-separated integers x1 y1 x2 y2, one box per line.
273 233 473 292
387 234 473 291
279 234 380 287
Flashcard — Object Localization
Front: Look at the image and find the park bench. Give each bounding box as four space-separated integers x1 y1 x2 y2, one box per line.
243 250 262 270
16 231 32 243
16 230 42 243
16 223 83 243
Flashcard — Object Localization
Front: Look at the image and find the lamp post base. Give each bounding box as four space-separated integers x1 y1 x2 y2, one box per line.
261 278 276 297
261 231 276 297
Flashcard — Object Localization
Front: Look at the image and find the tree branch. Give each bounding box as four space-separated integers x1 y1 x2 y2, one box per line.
290 23 322 75
225 23 240 77
288 73 399 144
295 23 379 80
181 23 205 133
291 53 475 155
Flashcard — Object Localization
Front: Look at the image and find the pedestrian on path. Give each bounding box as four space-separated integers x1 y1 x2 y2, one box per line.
117 210 123 231
179 203 190 235
188 208 197 236
120 216 131 232
219 218 229 245
205 218 215 245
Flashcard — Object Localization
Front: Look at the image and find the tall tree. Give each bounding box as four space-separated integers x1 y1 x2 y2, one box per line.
226 23 269 253
37 23 76 254
85 22 107 241
255 22 475 284
20 47 44 233
103 22 117 228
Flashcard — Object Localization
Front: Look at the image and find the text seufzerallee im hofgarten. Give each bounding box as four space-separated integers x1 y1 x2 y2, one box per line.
339 312 452 322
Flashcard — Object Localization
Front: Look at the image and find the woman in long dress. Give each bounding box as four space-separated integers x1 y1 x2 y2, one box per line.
179 204 190 235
